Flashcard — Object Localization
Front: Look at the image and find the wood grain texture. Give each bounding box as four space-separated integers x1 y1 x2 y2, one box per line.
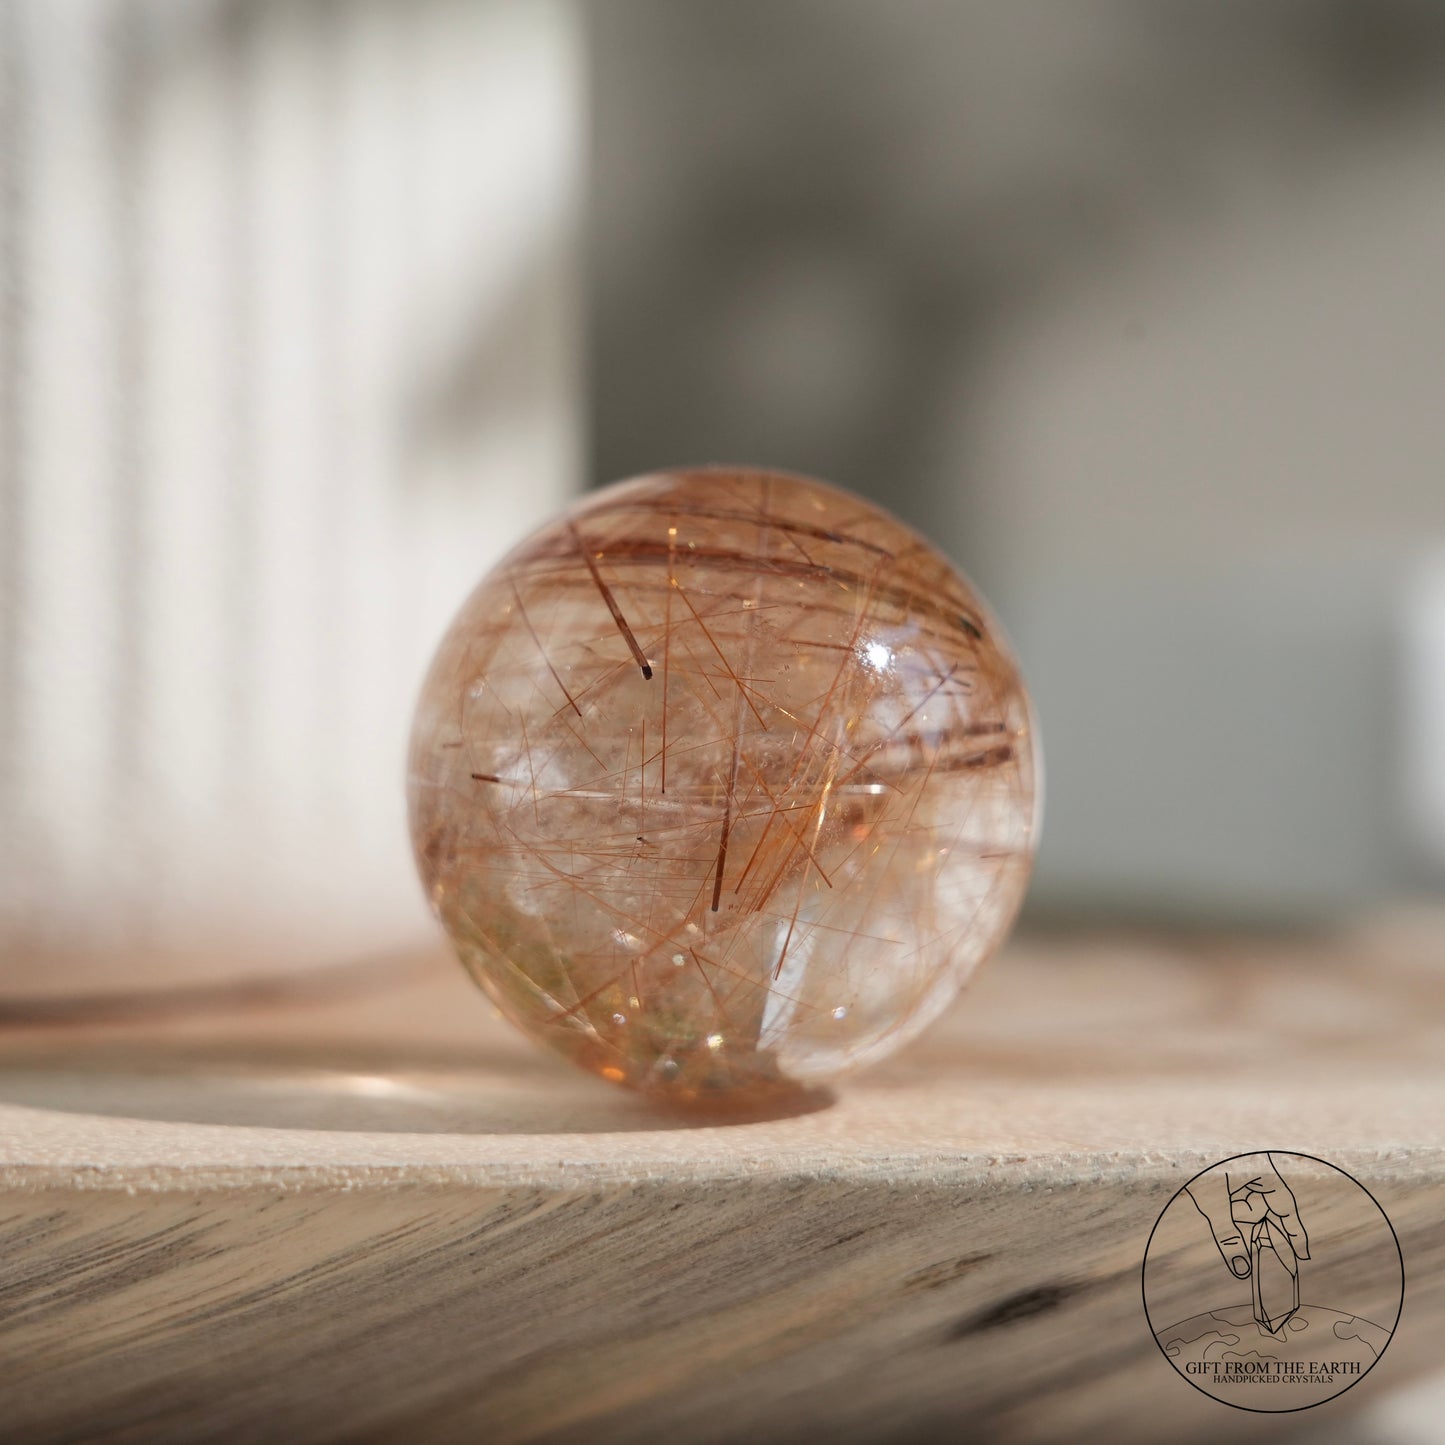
2 919 1444 1443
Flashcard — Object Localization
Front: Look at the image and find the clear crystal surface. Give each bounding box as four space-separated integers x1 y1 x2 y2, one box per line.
408 468 1039 1102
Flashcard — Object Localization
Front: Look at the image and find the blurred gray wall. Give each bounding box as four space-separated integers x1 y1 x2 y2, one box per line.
591 0 1445 921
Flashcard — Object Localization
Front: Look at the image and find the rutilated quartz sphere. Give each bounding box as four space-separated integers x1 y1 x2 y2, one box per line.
408 468 1039 1104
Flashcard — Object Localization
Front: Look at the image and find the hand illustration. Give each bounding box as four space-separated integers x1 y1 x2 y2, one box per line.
1185 1152 1310 1280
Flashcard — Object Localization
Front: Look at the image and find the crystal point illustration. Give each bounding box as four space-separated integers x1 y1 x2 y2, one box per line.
1252 1219 1302 1335
407 468 1040 1103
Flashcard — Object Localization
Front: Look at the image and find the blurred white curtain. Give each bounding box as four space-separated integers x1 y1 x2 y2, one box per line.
0 0 582 995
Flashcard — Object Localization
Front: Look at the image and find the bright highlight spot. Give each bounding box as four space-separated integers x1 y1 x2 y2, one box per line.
862 640 892 672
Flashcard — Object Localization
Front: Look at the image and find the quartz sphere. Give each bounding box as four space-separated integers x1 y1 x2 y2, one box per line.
408 468 1039 1103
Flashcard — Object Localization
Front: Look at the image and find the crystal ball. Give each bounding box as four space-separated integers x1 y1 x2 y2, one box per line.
408 468 1039 1104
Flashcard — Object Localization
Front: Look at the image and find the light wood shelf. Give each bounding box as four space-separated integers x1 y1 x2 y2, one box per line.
3 921 1444 1442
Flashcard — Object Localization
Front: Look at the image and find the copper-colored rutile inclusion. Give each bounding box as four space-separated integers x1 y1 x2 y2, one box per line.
408 468 1038 1104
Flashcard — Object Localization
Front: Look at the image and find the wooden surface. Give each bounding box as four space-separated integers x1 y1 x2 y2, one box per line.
2 919 1445 1443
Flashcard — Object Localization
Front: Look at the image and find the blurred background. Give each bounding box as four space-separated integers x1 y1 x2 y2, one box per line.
0 0 582 994
592 0 1445 928
3 0 1445 982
